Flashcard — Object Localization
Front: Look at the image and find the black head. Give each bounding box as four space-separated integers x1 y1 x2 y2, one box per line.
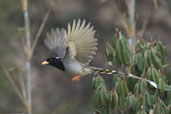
41 57 65 71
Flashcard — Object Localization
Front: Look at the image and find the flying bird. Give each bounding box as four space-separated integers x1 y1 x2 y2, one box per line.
41 19 157 88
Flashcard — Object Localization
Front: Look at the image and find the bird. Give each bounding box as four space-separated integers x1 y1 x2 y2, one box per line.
41 19 157 88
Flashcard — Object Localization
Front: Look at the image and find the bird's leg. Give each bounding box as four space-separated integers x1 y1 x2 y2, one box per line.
72 75 82 82
94 71 99 76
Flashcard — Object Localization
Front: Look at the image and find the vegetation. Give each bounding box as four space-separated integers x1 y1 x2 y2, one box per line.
0 0 171 114
92 29 171 114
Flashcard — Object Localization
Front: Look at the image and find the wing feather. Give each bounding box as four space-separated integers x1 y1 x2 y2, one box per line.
65 19 97 65
44 28 67 58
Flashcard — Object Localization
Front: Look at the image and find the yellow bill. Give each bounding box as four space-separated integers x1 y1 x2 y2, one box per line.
41 61 49 65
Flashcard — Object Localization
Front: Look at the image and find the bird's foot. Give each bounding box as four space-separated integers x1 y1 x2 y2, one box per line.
94 71 99 76
72 75 82 82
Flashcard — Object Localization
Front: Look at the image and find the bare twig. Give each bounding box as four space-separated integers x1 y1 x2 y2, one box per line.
30 9 50 59
18 0 51 113
2 65 23 103
25 62 31 113
126 0 136 51
153 0 158 9
1 65 30 112
127 0 135 24
19 72 27 100
21 0 32 113
137 14 150 39
21 0 31 55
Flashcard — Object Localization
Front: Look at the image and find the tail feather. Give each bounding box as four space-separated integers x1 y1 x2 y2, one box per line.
92 67 157 88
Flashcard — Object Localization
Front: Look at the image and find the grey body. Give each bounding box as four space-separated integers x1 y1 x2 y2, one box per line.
63 59 92 76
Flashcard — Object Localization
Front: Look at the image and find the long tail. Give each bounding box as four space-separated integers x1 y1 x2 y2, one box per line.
92 67 157 88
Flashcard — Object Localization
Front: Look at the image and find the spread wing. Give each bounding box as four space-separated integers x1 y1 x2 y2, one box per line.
65 19 97 65
44 19 97 65
44 28 67 58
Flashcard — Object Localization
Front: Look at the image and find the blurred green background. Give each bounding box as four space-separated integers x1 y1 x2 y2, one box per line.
0 0 171 114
